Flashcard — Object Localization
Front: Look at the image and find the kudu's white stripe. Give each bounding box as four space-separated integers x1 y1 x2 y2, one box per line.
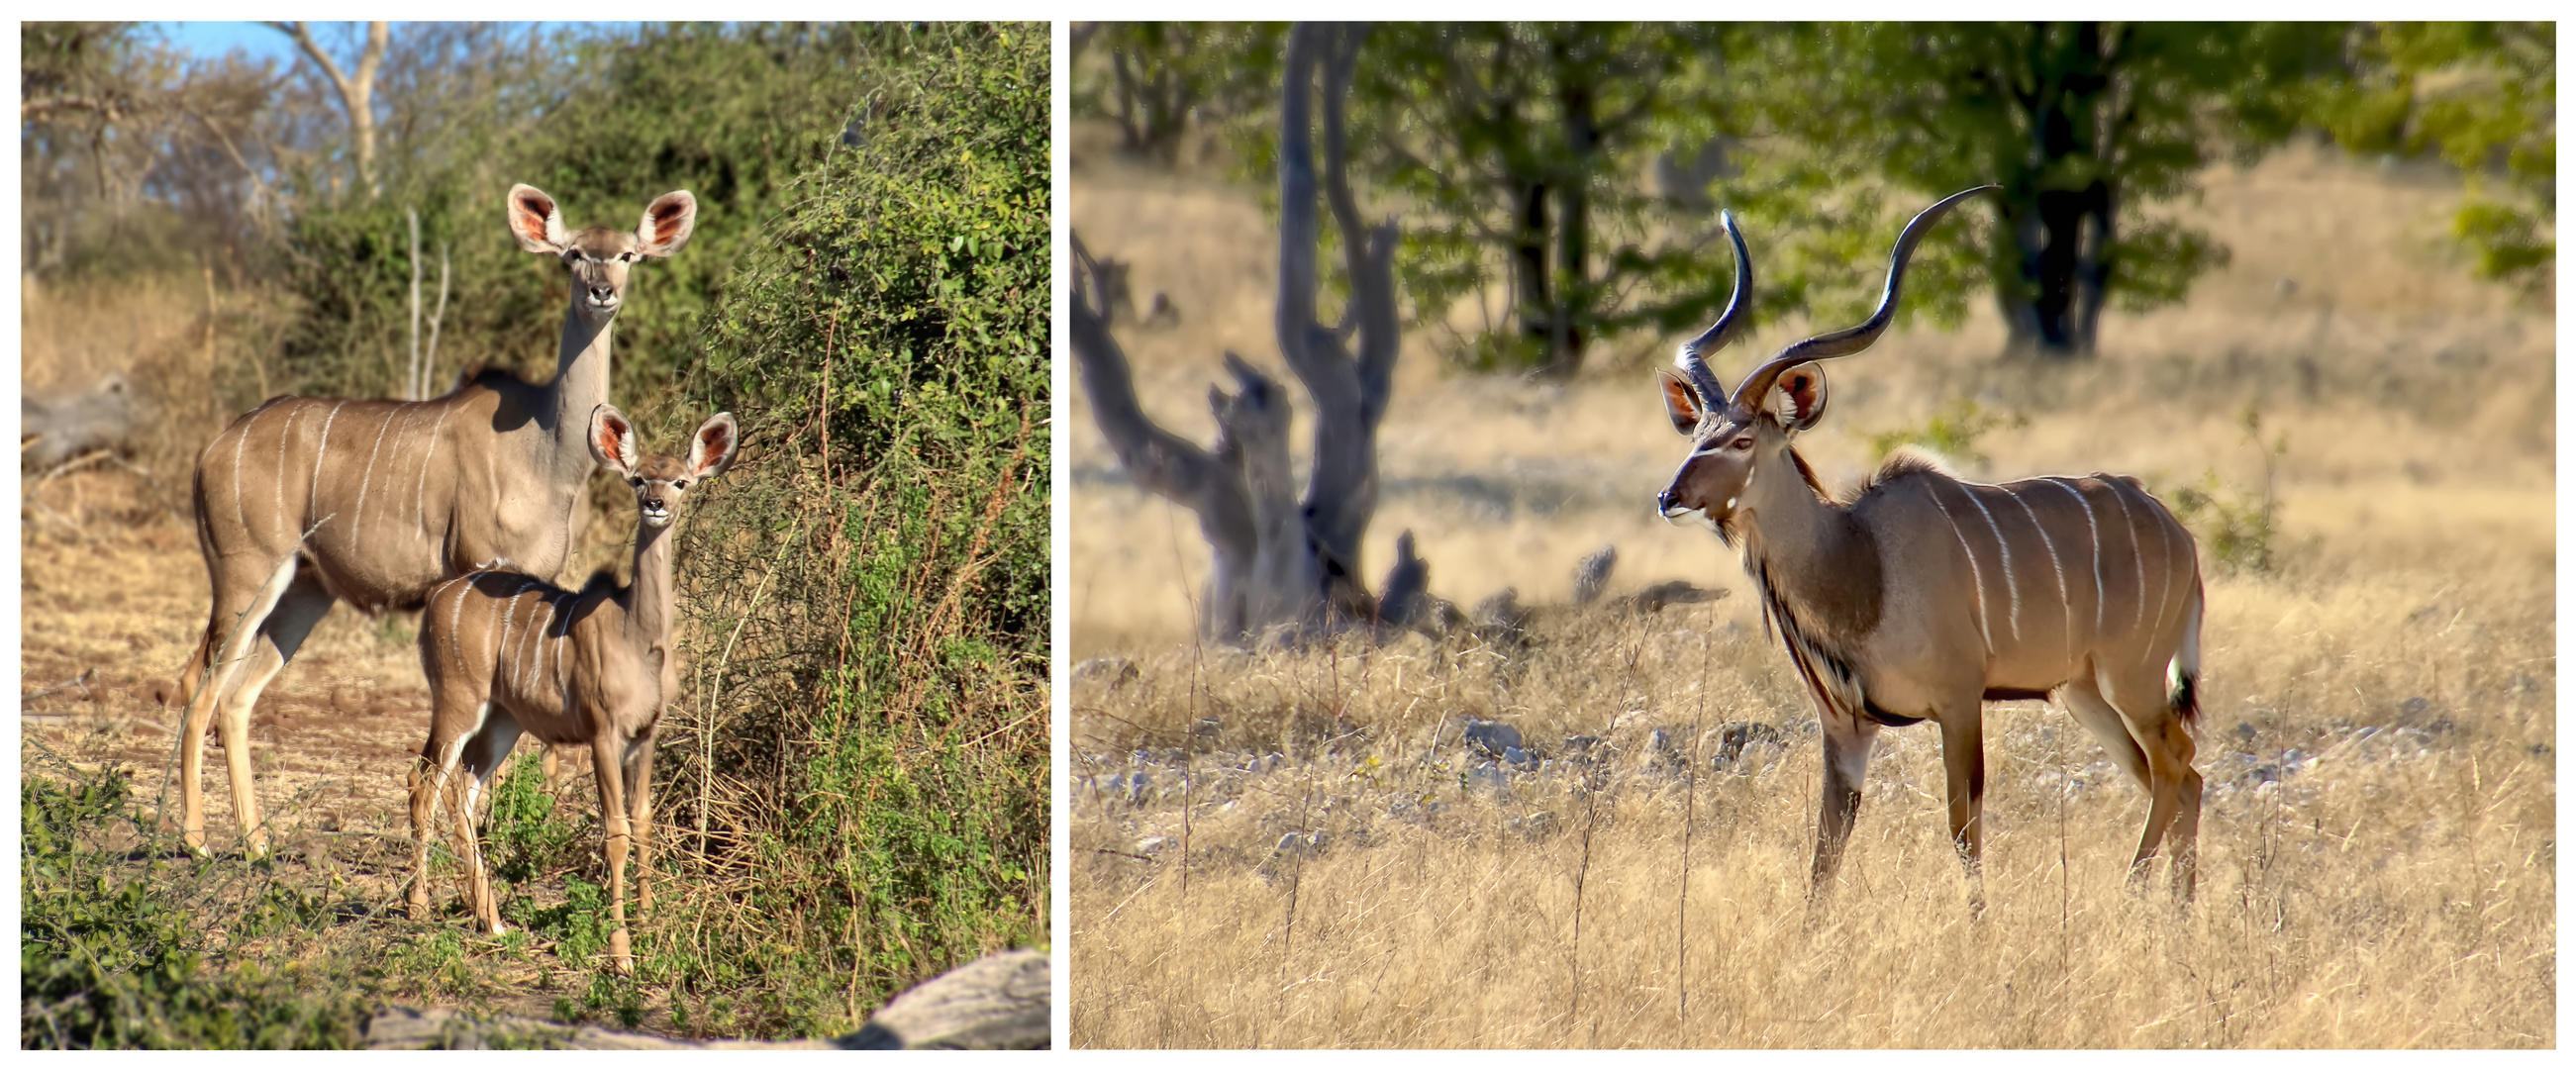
1922 482 1995 653
2009 491 2072 664
2115 479 2177 644
309 402 347 532
2047 478 2108 639
227 405 265 537
415 403 455 549
2102 477 2146 638
517 591 555 699
445 576 472 669
271 404 299 543
1959 485 2022 641
352 405 399 543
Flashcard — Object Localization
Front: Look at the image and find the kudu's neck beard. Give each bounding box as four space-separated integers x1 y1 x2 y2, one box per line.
1731 443 1886 681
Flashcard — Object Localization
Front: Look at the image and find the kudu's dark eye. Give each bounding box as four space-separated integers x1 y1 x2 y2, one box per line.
630 477 644 487
673 479 689 490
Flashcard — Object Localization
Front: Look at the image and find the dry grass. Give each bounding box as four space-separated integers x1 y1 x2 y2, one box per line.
1065 135 2554 1047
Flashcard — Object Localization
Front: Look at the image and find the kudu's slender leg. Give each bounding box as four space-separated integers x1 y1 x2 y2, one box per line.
1811 705 1881 895
178 555 296 857
408 708 470 921
455 717 523 933
2107 661 2199 900
593 736 636 973
1934 698 1990 913
623 729 658 912
210 573 336 858
2061 673 2150 790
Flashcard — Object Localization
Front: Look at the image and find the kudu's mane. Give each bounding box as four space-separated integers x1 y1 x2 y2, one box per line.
1734 437 1911 728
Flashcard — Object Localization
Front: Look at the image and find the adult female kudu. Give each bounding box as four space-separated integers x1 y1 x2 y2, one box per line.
411 404 736 973
1655 186 2208 903
174 185 694 857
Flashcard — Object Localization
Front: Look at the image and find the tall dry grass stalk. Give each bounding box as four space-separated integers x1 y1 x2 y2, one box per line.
1068 138 2551 1047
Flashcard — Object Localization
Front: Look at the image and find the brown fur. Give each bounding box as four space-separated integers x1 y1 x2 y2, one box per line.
170 184 694 859
407 406 736 974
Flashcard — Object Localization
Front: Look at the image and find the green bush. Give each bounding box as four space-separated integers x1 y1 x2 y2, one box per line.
1864 396 2027 470
21 760 371 1049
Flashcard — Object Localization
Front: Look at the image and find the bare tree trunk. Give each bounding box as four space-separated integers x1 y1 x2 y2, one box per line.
275 21 387 201
408 206 423 400
1070 22 1401 645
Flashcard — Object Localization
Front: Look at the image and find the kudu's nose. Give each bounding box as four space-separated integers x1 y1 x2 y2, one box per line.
1656 488 1677 515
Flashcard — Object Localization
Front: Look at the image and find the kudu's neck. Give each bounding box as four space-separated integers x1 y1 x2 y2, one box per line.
1734 442 1883 642
622 520 677 651
546 306 616 477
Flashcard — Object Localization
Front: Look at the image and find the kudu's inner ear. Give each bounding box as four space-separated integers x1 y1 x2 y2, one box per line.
507 184 569 255
635 191 697 258
1776 362 1829 432
687 413 739 479
588 406 641 475
1659 371 1703 436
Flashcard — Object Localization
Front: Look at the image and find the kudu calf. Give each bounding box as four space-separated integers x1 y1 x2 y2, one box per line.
175 185 694 857
1656 187 2208 903
410 404 736 973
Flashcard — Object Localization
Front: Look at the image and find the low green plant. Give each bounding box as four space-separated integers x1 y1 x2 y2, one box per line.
1864 396 2027 468
21 757 372 1049
2165 409 2289 575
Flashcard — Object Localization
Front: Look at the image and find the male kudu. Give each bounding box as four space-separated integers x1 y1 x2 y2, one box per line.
1656 187 2208 903
411 404 735 974
174 185 694 857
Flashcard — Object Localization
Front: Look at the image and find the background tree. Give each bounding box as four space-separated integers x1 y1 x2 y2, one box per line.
1081 22 1771 379
1073 23 1399 641
2321 21 2553 287
1767 22 2349 357
271 21 386 202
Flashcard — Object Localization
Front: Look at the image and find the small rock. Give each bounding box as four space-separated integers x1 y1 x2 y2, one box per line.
1463 719 1523 758
1075 657 1139 687
1505 811 1561 842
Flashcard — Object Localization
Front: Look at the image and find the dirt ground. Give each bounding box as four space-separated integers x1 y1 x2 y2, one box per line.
20 466 442 859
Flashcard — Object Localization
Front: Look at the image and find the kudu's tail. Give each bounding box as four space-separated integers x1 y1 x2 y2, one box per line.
2168 578 2205 724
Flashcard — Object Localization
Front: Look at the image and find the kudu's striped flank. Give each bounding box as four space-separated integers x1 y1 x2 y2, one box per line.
1656 187 2208 904
409 404 737 974
171 184 695 857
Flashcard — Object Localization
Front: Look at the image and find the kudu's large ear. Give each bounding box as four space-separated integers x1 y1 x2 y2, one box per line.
1659 371 1704 436
588 404 643 476
508 184 571 255
634 191 697 258
685 413 739 480
1773 362 1829 432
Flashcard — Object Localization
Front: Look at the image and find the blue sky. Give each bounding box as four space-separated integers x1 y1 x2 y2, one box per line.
148 22 638 69
149 22 298 67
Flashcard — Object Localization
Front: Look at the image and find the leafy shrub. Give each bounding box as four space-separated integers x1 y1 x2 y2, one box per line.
2164 410 2289 576
638 21 1049 1036
1864 396 2027 469
21 759 371 1049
